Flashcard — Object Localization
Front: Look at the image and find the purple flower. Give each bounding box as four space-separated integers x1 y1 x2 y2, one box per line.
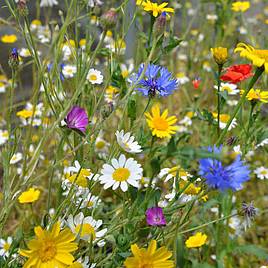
146 207 166 226
65 106 89 133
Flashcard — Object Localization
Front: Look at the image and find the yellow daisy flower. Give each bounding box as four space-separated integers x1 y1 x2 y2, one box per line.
185 232 207 248
231 1 250 12
234 43 268 73
1 34 17 43
137 0 174 17
211 47 228 65
19 222 78 268
240 88 268 103
18 188 40 204
124 240 174 268
145 105 179 138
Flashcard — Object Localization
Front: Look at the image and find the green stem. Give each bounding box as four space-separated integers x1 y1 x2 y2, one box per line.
216 66 264 146
217 64 223 136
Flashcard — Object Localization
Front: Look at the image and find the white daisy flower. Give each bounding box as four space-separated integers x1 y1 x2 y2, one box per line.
74 256 96 268
115 130 142 154
19 48 31 58
158 166 191 182
10 152 22 164
215 82 239 95
120 60 134 79
67 212 107 247
0 130 9 145
88 0 103 7
176 72 189 85
254 167 268 180
87 68 103 84
0 237 12 257
76 192 101 210
256 138 268 148
213 113 237 130
40 0 58 7
0 81 6 93
99 154 143 192
62 161 99 196
62 64 77 78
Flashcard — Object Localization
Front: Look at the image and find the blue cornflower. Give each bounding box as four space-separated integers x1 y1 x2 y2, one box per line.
199 145 250 191
131 63 178 97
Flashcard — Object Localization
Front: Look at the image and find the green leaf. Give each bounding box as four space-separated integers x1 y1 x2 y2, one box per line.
163 36 183 53
127 98 137 122
234 244 268 260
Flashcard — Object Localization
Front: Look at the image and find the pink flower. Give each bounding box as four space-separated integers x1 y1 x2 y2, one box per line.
65 106 88 133
146 207 166 226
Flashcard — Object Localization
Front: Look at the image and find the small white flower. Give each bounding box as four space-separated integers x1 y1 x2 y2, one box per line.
254 167 268 180
206 14 218 21
62 64 77 78
40 0 58 7
115 130 142 154
10 152 22 164
75 256 96 268
227 100 238 106
87 69 103 84
0 237 12 257
158 166 191 182
256 138 268 148
19 48 31 58
67 212 107 247
213 114 237 130
99 154 143 192
176 72 189 85
215 82 239 95
76 192 101 209
0 130 9 145
88 0 103 7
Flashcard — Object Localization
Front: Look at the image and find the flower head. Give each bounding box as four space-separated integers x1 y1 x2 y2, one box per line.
240 88 268 103
145 105 179 138
215 82 239 95
231 1 250 12
199 146 250 191
234 43 268 73
137 1 174 17
211 47 228 65
132 63 178 97
185 232 207 248
254 166 268 180
65 106 89 133
1 34 17 43
87 68 103 84
241 201 258 229
115 130 142 154
18 188 40 204
0 237 12 258
19 222 78 267
99 154 143 192
146 207 166 226
124 240 174 268
220 64 253 84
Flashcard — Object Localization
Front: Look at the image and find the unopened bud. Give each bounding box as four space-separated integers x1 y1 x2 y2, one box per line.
101 9 117 30
153 12 167 37
17 0 28 16
211 47 228 65
101 103 114 119
8 48 19 69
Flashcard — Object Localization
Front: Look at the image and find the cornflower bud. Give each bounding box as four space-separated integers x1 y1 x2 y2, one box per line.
153 12 167 37
101 9 117 30
8 48 19 69
211 47 228 65
17 0 28 16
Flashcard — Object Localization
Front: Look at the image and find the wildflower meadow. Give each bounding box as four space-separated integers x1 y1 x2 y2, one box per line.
0 0 268 267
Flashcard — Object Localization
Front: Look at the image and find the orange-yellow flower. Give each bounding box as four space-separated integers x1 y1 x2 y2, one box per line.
240 88 268 103
18 188 40 204
185 232 207 248
145 105 179 138
136 0 174 17
1 34 17 43
231 1 250 12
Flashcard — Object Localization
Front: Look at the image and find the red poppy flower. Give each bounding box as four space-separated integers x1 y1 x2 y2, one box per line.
220 64 253 84
192 78 201 89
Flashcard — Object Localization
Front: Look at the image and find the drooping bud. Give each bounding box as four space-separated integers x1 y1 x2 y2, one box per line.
101 103 114 119
17 0 28 16
8 48 19 69
100 9 117 30
240 201 258 229
153 12 167 37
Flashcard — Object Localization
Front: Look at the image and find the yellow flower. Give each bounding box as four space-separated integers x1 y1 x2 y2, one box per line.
211 47 228 65
18 188 40 204
68 262 83 268
1 34 17 43
234 43 268 73
179 180 201 195
19 222 78 268
137 0 174 17
231 1 250 12
16 109 34 119
65 169 92 188
124 240 174 268
145 105 179 138
240 88 268 103
185 232 207 248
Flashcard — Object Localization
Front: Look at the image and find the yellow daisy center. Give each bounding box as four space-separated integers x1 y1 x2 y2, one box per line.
112 168 130 182
96 140 106 149
39 240 57 262
75 223 96 240
261 170 268 175
3 243 10 251
89 74 97 81
221 86 233 93
66 169 90 187
152 117 169 131
219 114 230 123
87 201 94 207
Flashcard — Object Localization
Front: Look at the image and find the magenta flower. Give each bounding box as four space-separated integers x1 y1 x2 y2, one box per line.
146 207 166 226
65 106 89 133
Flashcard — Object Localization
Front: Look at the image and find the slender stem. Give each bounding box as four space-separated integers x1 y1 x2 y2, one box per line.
216 66 264 146
217 64 223 136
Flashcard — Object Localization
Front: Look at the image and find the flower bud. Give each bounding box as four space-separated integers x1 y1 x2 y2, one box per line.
8 48 19 69
211 47 228 65
101 9 117 30
153 12 167 37
101 103 114 119
17 0 28 16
